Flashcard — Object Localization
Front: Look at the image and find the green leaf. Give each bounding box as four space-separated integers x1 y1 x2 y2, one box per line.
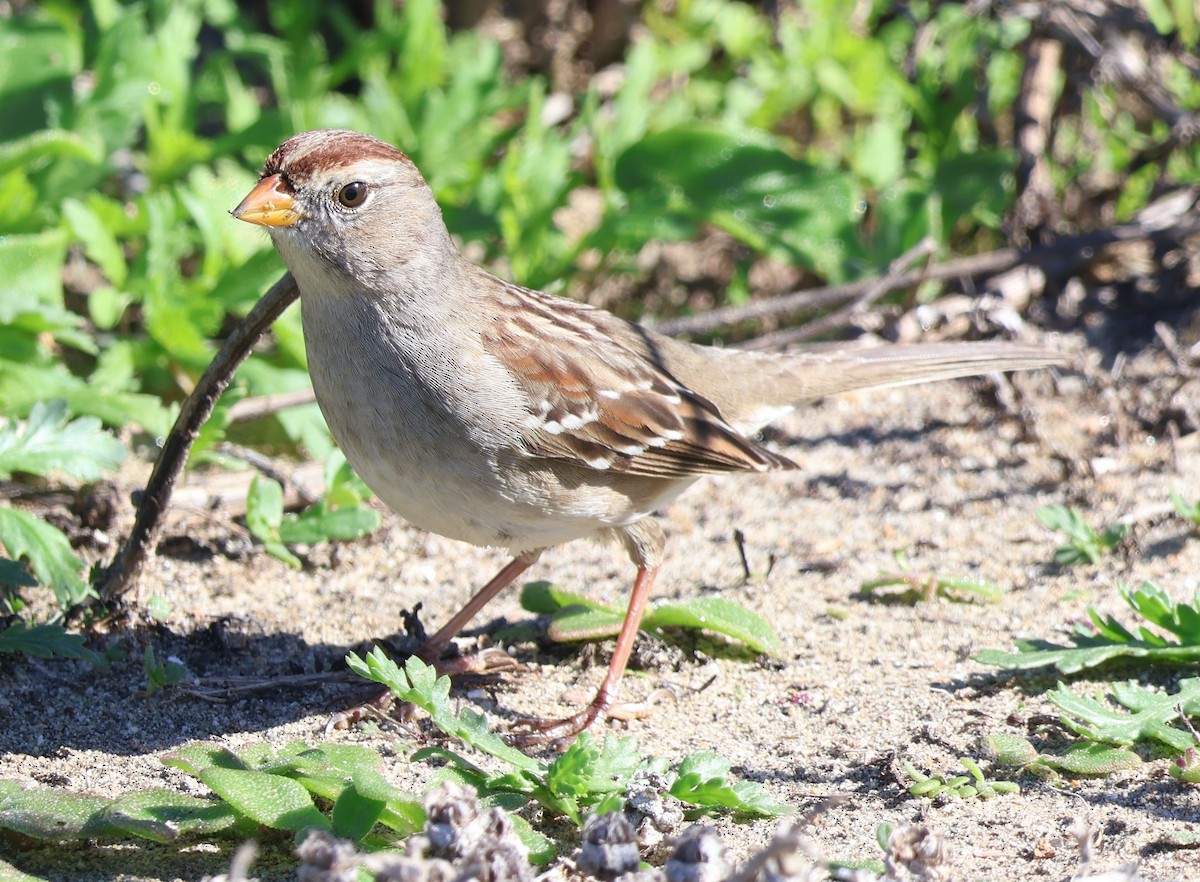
0 400 126 480
615 125 862 280
1122 582 1200 643
670 752 787 816
976 582 1200 675
0 130 101 179
1036 742 1142 777
0 621 105 665
347 765 422 836
105 790 238 842
0 556 36 590
61 197 127 287
0 17 79 142
0 229 69 322
346 651 543 774
520 581 602 615
279 504 379 545
244 475 300 568
330 779 386 842
324 451 374 507
0 788 114 840
0 508 90 608
1048 680 1199 752
646 597 782 656
546 733 601 802
143 645 189 696
547 605 625 642
161 745 246 778
521 582 781 655
198 767 330 833
983 733 1040 767
1172 490 1200 525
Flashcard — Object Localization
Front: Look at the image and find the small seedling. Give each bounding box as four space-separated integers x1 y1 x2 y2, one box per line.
984 733 1142 778
143 646 189 697
1171 491 1200 528
245 457 379 569
1036 504 1129 566
860 551 1001 603
901 756 1019 799
975 581 1200 674
1169 749 1200 784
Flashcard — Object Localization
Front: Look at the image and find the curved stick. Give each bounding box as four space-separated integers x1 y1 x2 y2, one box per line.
95 272 299 604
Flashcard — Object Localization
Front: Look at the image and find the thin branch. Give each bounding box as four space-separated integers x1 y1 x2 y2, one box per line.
94 272 299 606
737 236 936 350
226 388 318 423
652 210 1200 338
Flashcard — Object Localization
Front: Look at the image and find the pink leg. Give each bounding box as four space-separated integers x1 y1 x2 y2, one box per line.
510 563 660 745
418 554 538 662
329 555 538 732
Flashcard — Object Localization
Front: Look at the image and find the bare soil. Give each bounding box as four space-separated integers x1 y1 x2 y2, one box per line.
2 337 1198 881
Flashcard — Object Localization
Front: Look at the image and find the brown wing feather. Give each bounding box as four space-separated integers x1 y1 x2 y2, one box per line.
483 284 794 478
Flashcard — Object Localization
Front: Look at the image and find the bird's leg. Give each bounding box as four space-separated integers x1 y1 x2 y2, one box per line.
417 553 540 673
328 553 539 731
509 563 660 746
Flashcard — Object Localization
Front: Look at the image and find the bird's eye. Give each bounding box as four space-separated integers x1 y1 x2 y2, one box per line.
337 181 368 208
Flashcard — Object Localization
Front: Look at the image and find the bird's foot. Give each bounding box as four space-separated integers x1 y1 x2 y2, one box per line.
506 688 673 748
425 646 520 675
325 688 398 735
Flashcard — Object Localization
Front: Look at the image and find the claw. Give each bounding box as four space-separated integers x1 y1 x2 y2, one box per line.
506 688 673 747
430 646 520 675
325 689 395 735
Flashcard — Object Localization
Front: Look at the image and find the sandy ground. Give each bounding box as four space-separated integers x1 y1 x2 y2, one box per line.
2 342 1199 881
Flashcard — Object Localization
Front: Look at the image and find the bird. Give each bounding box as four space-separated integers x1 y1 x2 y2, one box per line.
232 129 1062 743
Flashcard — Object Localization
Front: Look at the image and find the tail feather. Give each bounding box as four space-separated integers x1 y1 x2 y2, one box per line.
664 341 1066 431
774 342 1065 401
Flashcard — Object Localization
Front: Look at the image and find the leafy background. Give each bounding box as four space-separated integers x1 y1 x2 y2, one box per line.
6 0 1198 608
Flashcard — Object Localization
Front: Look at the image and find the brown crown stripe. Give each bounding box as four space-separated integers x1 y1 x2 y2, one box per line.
265 130 410 181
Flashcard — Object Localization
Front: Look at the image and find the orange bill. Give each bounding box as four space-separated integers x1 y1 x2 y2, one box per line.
232 174 300 227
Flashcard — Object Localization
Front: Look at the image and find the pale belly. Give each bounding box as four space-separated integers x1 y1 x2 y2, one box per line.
300 296 690 553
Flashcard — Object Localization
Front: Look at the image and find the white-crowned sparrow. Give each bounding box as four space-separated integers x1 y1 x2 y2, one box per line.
233 129 1061 741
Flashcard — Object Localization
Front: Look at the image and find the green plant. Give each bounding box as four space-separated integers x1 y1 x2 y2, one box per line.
0 742 423 849
984 733 1142 778
0 400 125 481
1036 504 1130 566
901 756 1019 799
0 617 106 666
1171 490 1200 527
860 551 1002 603
519 581 781 656
347 651 789 825
244 454 380 568
1047 679 1200 752
975 581 1200 674
0 509 93 611
142 645 189 697
1169 748 1200 783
